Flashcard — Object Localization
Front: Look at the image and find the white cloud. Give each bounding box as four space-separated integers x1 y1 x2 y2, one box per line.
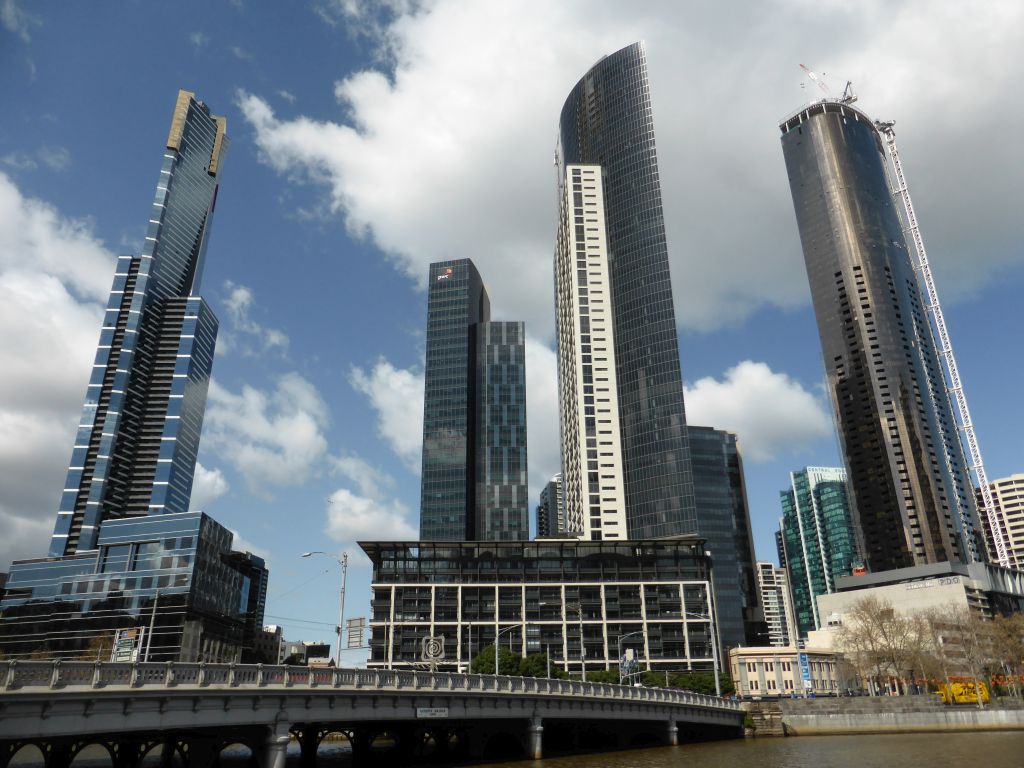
231 45 253 62
229 529 271 563
2 146 71 173
684 361 833 463
1 0 40 42
190 31 209 48
324 487 417 545
220 280 290 357
189 462 230 510
203 373 330 494
277 89 297 104
0 172 115 569
349 358 424 472
332 454 395 499
239 1 1024 338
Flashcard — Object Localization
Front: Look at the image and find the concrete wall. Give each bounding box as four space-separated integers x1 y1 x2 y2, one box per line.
779 697 1024 735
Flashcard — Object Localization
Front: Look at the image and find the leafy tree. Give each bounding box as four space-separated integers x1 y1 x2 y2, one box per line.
469 645 520 676
518 652 551 678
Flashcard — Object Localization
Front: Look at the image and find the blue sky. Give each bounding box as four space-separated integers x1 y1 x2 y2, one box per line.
1 1 1021 658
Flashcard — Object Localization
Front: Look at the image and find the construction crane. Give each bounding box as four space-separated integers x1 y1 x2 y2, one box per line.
800 64 858 105
874 119 1009 568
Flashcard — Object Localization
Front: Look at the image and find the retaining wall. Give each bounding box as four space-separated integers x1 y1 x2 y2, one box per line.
778 696 1024 735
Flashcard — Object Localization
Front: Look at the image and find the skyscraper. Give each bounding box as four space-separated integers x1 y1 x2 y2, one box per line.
688 426 763 650
977 474 1024 569
419 259 528 541
778 467 859 638
756 562 796 648
0 91 266 662
51 89 225 557
780 100 979 571
537 473 566 538
557 42 696 539
554 164 627 540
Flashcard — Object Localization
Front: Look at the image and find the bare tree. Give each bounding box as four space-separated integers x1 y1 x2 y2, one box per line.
986 614 1024 699
834 596 927 695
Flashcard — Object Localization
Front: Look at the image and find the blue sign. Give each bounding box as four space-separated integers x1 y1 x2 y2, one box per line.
799 652 811 681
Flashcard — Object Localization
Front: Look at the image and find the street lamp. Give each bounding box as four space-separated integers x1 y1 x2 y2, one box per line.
494 625 518 676
683 610 721 697
617 630 646 685
541 600 586 682
301 550 349 666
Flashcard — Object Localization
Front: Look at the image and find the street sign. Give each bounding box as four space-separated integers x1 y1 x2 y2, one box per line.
416 707 449 719
112 628 142 662
346 617 366 649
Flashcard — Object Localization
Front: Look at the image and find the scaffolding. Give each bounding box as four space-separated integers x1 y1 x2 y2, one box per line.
873 119 1008 568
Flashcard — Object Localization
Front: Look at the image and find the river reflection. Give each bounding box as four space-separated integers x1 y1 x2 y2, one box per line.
483 732 1024 768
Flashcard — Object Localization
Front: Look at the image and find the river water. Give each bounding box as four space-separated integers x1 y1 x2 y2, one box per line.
482 732 1024 768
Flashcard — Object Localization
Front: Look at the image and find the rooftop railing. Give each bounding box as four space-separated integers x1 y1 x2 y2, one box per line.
0 661 739 711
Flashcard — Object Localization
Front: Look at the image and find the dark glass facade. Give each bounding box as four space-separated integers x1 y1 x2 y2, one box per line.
0 513 261 661
688 426 764 650
557 42 696 539
780 101 977 571
51 90 226 557
361 539 715 673
419 260 528 540
778 467 859 638
474 321 528 540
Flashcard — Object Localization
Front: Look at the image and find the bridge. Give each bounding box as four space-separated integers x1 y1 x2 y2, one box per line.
0 661 743 767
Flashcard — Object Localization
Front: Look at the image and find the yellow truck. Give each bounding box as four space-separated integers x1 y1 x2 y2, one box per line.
935 681 990 705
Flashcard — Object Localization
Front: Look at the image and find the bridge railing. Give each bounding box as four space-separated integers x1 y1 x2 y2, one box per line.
0 661 739 711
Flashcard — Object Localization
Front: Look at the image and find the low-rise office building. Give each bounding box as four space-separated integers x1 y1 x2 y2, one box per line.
360 538 720 675
729 646 842 699
0 512 265 662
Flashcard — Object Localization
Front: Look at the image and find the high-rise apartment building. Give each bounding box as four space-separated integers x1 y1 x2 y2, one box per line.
688 426 763 650
778 467 859 638
780 100 979 571
554 164 627 540
537 474 566 538
557 42 696 539
51 90 225 557
756 562 796 648
0 91 266 662
419 259 528 541
977 474 1024 569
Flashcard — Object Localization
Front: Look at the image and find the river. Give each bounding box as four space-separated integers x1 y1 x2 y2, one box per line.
482 732 1024 768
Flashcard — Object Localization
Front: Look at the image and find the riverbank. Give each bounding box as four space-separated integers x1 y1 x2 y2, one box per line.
747 696 1024 736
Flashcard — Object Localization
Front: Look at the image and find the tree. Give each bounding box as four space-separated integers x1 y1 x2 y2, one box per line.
834 596 929 695
80 633 114 662
986 614 1024 698
469 645 520 676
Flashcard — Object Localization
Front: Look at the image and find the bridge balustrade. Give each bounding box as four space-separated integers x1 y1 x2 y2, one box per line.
0 660 740 713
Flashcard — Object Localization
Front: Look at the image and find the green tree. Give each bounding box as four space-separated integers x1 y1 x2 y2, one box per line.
518 652 551 678
469 645 521 675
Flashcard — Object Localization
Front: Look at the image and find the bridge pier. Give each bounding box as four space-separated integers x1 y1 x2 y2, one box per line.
526 717 544 760
261 723 290 768
666 720 679 746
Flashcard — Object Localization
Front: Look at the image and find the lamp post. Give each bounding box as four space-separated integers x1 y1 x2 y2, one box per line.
541 600 586 682
617 630 646 685
301 550 348 666
684 610 721 696
494 625 517 676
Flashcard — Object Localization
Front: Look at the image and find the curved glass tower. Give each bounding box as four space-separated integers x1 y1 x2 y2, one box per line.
556 42 696 539
780 101 977 571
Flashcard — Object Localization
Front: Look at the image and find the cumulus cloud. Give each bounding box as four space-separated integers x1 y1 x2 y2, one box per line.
325 487 417 545
219 280 290 357
189 462 230 510
238 1 1024 338
1 0 40 42
0 172 115 569
332 454 395 499
203 373 330 494
349 358 424 472
684 361 833 463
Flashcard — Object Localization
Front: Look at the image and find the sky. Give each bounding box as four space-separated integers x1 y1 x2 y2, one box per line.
1 0 1022 659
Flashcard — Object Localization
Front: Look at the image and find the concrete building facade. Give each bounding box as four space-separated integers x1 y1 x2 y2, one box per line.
554 164 627 541
757 562 796 648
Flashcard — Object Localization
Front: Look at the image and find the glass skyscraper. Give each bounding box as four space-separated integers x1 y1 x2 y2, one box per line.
51 89 225 557
557 42 696 539
0 91 265 662
688 426 764 650
780 100 978 571
419 259 528 540
777 467 859 638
